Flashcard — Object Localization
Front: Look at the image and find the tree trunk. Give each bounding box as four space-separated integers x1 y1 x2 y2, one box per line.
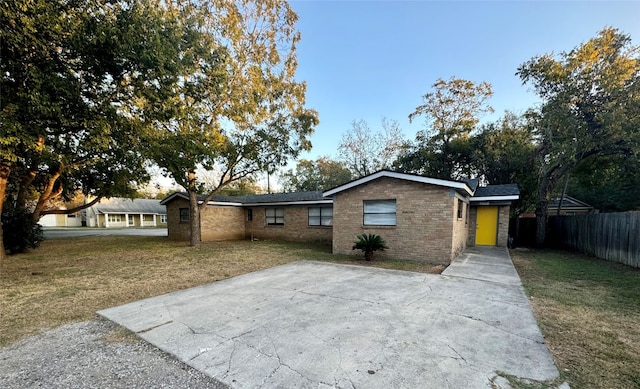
188 172 201 247
534 198 549 248
0 165 11 260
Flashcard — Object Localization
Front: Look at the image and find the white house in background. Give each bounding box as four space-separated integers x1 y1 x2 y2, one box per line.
37 198 167 228
39 211 83 227
85 198 167 228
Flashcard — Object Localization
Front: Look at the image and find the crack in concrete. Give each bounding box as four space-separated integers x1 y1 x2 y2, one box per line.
136 320 173 334
446 344 467 363
455 313 544 344
296 290 381 305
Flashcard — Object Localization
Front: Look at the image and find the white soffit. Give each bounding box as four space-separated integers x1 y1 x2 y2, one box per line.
323 170 473 197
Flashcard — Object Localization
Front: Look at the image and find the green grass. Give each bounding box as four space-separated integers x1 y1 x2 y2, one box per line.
511 249 640 389
0 236 442 347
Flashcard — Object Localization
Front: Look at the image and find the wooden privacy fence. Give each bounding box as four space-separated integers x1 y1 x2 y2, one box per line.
549 212 640 268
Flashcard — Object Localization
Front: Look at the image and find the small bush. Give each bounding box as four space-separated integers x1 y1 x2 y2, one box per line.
352 233 388 261
2 208 44 254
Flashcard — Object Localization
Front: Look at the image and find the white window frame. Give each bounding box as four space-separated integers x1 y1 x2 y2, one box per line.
308 207 333 226
363 200 396 226
160 215 167 223
107 214 122 223
265 208 284 225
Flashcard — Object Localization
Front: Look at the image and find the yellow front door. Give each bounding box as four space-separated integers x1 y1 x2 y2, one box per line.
475 206 498 245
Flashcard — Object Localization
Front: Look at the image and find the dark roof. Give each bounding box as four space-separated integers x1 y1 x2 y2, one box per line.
161 191 327 206
93 198 166 214
473 184 520 197
548 195 593 210
236 191 326 204
464 178 480 192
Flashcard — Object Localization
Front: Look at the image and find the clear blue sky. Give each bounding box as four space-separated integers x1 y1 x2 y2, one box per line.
289 0 640 161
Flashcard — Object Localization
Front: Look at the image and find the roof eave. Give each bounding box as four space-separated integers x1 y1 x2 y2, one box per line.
470 195 519 202
323 170 473 197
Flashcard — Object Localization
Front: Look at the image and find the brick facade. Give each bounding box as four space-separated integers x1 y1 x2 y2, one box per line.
164 173 516 259
200 206 245 241
331 177 464 264
245 206 332 243
166 198 332 243
166 198 191 241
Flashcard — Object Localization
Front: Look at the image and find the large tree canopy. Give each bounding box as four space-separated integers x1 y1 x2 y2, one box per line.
517 27 640 245
396 77 493 180
472 112 538 216
140 0 319 246
0 0 184 256
280 157 352 192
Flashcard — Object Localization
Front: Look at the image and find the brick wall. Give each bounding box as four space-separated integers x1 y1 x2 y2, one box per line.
166 198 191 241
200 206 245 241
467 206 478 246
451 198 469 258
497 205 510 246
245 206 332 244
332 177 460 264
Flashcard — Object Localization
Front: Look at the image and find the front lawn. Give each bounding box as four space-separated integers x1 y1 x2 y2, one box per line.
0 236 442 347
511 249 640 389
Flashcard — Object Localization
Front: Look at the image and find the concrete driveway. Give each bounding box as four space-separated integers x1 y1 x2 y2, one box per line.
99 247 562 389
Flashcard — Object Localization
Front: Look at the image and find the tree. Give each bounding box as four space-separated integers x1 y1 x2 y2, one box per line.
280 157 352 192
395 77 493 179
337 117 404 177
0 0 179 257
472 112 538 216
566 153 640 212
517 28 640 246
142 0 318 247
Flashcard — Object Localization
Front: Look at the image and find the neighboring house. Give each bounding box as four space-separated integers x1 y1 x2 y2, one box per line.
161 170 519 264
85 198 167 228
519 195 596 218
38 211 83 228
547 195 595 215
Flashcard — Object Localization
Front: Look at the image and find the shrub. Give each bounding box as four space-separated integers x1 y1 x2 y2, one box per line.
2 208 44 254
352 233 388 261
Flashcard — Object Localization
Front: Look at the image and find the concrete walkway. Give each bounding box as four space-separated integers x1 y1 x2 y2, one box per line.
99 247 562 389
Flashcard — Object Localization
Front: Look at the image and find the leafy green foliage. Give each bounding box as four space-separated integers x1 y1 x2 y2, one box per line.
2 207 43 254
0 0 187 255
472 112 538 215
567 154 640 212
517 27 640 245
352 234 389 261
396 77 493 180
139 0 319 246
280 157 352 192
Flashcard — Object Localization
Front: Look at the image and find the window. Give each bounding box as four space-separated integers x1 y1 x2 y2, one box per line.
247 209 253 222
108 214 121 223
309 207 333 226
363 200 396 226
457 199 464 219
179 208 189 223
265 208 284 225
128 215 135 226
160 215 167 223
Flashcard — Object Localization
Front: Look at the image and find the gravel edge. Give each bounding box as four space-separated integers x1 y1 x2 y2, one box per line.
0 318 228 389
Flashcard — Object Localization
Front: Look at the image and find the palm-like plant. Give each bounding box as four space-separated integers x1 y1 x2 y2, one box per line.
352 234 389 261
